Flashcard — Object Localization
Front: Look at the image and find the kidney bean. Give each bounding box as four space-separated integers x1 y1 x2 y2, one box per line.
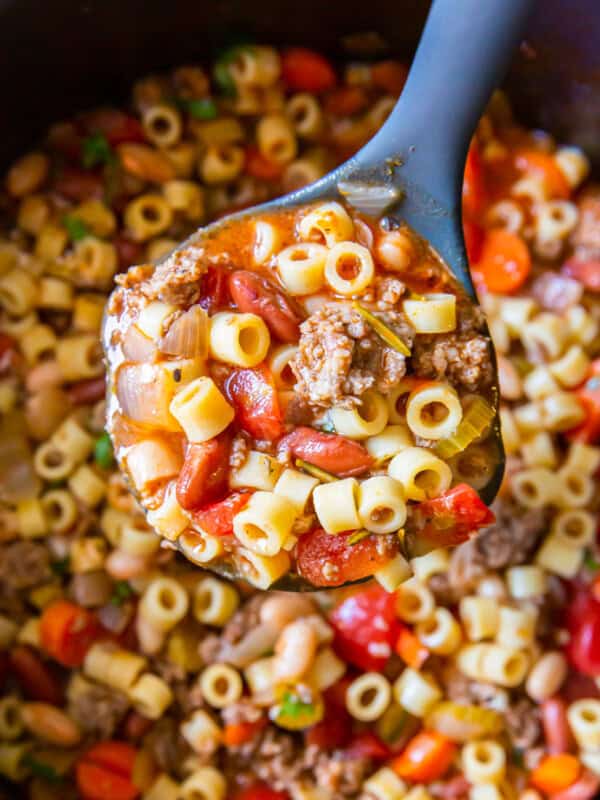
229 270 303 343
541 696 574 754
9 646 63 705
117 143 176 184
279 426 373 477
176 433 230 511
80 109 145 145
53 166 104 202
21 701 81 747
66 376 106 406
122 710 153 741
114 234 144 271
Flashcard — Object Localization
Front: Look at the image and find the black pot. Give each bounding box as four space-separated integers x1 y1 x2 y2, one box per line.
1 0 600 167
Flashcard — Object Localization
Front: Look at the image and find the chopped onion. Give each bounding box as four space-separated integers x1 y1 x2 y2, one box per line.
220 623 279 668
122 323 157 362
338 180 401 216
116 363 178 429
159 306 209 358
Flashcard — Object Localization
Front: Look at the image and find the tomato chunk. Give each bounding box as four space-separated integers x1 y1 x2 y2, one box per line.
474 229 532 294
463 219 484 265
279 426 373 477
562 258 600 293
40 600 100 667
566 360 600 444
462 141 487 220
231 784 289 800
371 61 408 96
298 529 398 589
192 490 253 536
345 731 391 761
566 588 600 676
329 584 400 670
281 48 336 93
176 433 231 511
226 364 284 440
199 264 231 313
514 148 571 199
245 146 284 181
8 646 63 705
76 741 139 800
324 86 369 116
80 109 145 145
409 483 495 550
391 731 457 782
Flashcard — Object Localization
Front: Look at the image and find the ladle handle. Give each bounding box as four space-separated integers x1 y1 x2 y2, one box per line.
360 0 535 205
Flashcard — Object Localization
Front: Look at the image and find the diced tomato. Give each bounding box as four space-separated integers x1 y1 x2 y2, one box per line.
192 490 253 537
562 258 600 293
53 167 104 202
371 60 408 96
345 731 391 761
231 785 290 800
80 109 145 145
39 600 100 668
199 264 231 314
409 484 495 551
226 364 284 440
514 148 571 199
550 771 600 800
531 755 582 795
306 679 352 750
222 716 268 747
473 228 532 294
462 141 487 220
121 710 153 741
297 528 398 589
324 86 369 116
8 646 63 705
278 426 373 477
76 741 139 800
281 48 336 93
566 360 600 444
176 433 231 511
329 584 400 670
566 587 600 676
0 333 17 375
47 121 84 161
391 731 457 783
395 626 429 669
541 697 574 754
463 219 484 265
244 146 284 181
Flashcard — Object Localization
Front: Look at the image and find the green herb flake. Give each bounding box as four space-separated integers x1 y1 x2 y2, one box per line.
584 550 600 572
511 747 525 767
347 529 371 546
23 755 62 784
278 690 314 720
62 214 90 242
50 557 70 577
82 132 114 169
295 458 337 483
111 580 134 606
213 44 254 97
94 432 114 470
184 98 218 120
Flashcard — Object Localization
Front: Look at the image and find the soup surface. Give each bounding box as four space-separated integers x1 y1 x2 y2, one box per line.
0 43 599 800
104 198 500 588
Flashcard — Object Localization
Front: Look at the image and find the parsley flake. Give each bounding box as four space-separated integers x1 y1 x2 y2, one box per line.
111 580 134 606
63 214 90 242
183 98 218 120
82 132 114 168
94 432 114 470
23 755 62 784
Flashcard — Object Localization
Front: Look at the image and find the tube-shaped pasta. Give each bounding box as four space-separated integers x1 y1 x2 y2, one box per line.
363 768 407 800
0 697 23 741
253 220 281 265
522 312 568 360
232 491 296 555
393 669 442 717
510 467 555 509
198 664 243 709
324 241 374 295
366 424 414 463
555 146 590 188
56 335 103 381
374 553 412 592
523 366 559 400
136 300 177 340
330 391 389 439
535 534 584 579
233 547 291 590
346 673 392 721
306 648 347 692
496 606 537 649
125 438 182 494
568 699 600 751
230 450 283 492
169 377 234 442
142 104 182 147
274 468 319 513
286 93 323 138
405 383 463 440
209 312 270 367
462 741 506 785
550 345 590 388
193 577 239 626
555 469 594 509
416 608 462 655
396 578 436 623
178 767 226 800
388 447 452 502
298 201 354 246
459 596 499 641
276 242 327 295
481 645 529 687
403 294 457 333
551 509 596 548
534 200 578 247
357 476 407 534
200 145 244 184
129 673 174 719
52 416 95 463
68 464 107 507
181 710 222 754
84 642 147 692
520 432 557 469
179 530 224 565
268 344 298 388
256 113 297 164
312 478 360 534
410 548 450 584
505 566 547 599
147 485 189 542
139 577 189 633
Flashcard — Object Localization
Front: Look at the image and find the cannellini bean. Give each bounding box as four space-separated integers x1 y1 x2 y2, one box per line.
259 593 316 630
525 651 568 702
273 619 318 682
21 702 81 746
136 613 165 656
105 548 151 580
497 355 523 400
25 360 63 393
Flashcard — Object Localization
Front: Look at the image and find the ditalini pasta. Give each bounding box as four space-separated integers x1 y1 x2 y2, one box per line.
103 197 499 586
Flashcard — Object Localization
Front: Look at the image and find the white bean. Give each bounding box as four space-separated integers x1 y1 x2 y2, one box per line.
272 619 318 682
525 651 568 702
259 593 315 630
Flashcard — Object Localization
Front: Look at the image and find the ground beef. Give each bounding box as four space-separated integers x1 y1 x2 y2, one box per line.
0 541 50 591
291 303 413 409
312 749 371 797
284 395 316 427
362 276 407 308
503 698 541 750
443 666 509 711
410 332 493 392
67 678 129 739
571 186 600 258
199 594 265 664
144 718 192 776
429 498 547 602
143 245 205 306
230 433 250 470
